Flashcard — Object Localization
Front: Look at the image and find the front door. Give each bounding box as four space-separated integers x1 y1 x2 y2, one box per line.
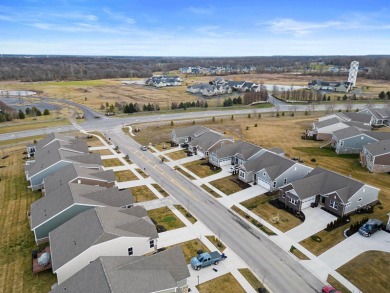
320 196 326 205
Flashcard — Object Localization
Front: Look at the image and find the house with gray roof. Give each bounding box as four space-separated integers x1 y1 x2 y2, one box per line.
209 140 266 167
50 246 190 293
361 139 390 173
30 164 133 243
332 126 390 154
145 75 182 87
238 152 312 190
309 116 371 141
188 130 234 158
50 206 158 284
171 125 210 145
360 107 390 127
278 167 379 216
25 134 101 190
26 132 76 158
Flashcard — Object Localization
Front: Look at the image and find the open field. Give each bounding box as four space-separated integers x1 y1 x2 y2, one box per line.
0 117 70 134
337 251 390 293
241 195 303 232
1 73 389 114
114 170 138 182
167 239 210 263
0 144 56 292
182 160 221 178
0 135 45 148
197 273 245 293
130 185 157 202
147 207 185 231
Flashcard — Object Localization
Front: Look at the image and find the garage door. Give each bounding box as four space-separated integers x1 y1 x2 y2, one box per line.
219 159 231 166
301 197 315 209
257 179 271 190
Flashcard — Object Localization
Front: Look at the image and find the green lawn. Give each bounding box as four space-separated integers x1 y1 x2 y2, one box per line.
182 160 221 178
209 176 249 195
147 207 185 231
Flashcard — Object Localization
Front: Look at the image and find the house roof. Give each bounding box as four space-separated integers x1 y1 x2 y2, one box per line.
50 206 158 271
269 147 284 155
213 141 262 160
282 167 364 203
363 131 390 141
25 139 101 178
50 247 190 293
172 125 209 139
30 167 133 229
332 126 363 140
242 152 295 179
344 121 371 131
188 131 227 151
314 117 340 129
336 112 372 124
364 139 390 157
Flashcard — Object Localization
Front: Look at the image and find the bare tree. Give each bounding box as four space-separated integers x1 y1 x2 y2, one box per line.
344 100 353 112
290 104 298 115
325 103 336 114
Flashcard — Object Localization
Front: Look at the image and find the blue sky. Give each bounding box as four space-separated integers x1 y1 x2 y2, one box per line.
1 0 389 56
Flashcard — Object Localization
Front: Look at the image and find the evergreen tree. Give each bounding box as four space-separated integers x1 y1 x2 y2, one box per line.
18 109 25 119
25 107 31 115
43 109 50 115
379 91 386 99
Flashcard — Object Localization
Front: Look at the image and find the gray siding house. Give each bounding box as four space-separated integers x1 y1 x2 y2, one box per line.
171 125 209 145
209 140 265 167
361 139 390 173
25 134 102 190
332 126 390 154
30 164 133 243
360 107 390 127
50 246 190 293
279 167 379 216
49 206 159 284
188 131 234 158
238 151 312 190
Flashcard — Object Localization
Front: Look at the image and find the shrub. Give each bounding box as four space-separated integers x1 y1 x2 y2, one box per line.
254 123 258 127
43 109 50 115
246 126 249 130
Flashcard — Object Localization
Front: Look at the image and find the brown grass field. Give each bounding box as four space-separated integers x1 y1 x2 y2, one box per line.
166 239 209 263
238 268 266 292
130 185 157 202
0 145 56 292
2 73 388 113
114 170 138 182
147 207 185 231
101 158 123 167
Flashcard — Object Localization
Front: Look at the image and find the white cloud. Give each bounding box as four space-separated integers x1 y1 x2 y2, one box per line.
265 18 342 36
102 8 135 25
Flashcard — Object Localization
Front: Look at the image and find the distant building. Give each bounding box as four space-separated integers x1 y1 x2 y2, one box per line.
307 80 353 93
145 75 182 87
348 61 359 87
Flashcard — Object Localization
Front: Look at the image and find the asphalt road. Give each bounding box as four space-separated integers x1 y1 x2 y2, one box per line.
107 126 324 293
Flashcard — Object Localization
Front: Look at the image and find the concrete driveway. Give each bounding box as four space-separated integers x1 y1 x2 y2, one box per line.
319 231 390 270
286 208 337 242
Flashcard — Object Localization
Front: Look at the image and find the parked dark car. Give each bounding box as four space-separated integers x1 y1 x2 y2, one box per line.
140 146 148 151
359 219 383 237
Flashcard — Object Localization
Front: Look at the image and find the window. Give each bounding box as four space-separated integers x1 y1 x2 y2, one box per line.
358 198 362 202
263 172 266 176
273 181 277 188
150 240 154 248
283 178 287 184
205 151 209 156
329 200 338 209
289 198 297 205
239 171 245 179
128 247 133 255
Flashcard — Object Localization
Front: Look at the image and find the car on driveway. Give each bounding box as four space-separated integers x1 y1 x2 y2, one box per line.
359 219 383 237
140 146 148 151
322 285 341 293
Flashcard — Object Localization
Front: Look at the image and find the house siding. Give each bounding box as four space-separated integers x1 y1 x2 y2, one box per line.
54 236 156 284
29 161 70 189
344 185 379 215
33 204 94 243
271 164 312 190
323 192 344 217
335 135 377 154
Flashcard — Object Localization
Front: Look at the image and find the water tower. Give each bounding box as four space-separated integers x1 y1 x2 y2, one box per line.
348 61 359 87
